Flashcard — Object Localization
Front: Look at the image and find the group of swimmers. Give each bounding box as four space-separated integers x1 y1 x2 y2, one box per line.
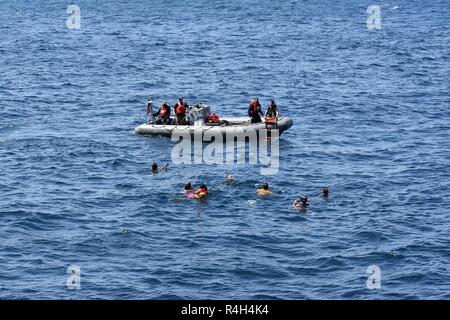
151 162 329 212
184 173 330 213
254 183 329 212
183 183 209 199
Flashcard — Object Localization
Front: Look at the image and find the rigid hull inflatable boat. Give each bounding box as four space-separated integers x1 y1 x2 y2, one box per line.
134 104 293 138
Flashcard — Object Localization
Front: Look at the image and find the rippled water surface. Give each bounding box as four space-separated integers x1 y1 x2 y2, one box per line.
1 0 449 299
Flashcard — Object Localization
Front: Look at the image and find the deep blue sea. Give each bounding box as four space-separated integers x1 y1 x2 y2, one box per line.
1 0 449 299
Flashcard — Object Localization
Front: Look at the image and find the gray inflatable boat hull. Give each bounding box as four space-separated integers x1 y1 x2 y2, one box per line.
134 117 293 138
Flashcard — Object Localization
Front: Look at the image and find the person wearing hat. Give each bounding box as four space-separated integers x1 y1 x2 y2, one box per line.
173 96 188 125
248 98 263 123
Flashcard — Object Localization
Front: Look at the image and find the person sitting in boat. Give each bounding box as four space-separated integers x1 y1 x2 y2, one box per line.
173 96 188 125
153 102 171 124
248 98 263 123
256 183 272 196
193 184 208 199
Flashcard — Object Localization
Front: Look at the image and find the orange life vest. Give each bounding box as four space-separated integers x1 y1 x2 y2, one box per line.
250 102 260 114
175 102 186 115
265 116 277 124
196 188 208 196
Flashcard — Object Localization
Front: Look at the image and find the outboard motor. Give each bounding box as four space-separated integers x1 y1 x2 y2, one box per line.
186 104 211 126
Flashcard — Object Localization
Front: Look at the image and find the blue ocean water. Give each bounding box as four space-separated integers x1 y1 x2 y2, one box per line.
1 0 449 299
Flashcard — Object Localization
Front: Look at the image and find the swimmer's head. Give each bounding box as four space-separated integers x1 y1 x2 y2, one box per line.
226 175 233 183
151 162 158 172
300 195 309 205
262 183 269 190
199 184 207 191
322 186 329 196
184 183 192 190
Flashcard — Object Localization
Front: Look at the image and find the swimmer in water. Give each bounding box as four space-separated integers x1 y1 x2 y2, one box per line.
322 186 329 198
226 175 233 184
300 196 309 212
184 183 194 194
256 183 272 196
292 195 309 212
292 198 302 209
193 184 208 199
151 162 158 173
161 163 169 172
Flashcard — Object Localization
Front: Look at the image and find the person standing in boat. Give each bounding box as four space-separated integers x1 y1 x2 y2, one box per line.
265 99 278 118
153 102 171 124
248 98 263 123
173 96 188 125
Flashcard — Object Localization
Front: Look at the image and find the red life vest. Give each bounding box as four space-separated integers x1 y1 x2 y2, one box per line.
175 102 186 115
250 102 259 114
208 113 219 123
